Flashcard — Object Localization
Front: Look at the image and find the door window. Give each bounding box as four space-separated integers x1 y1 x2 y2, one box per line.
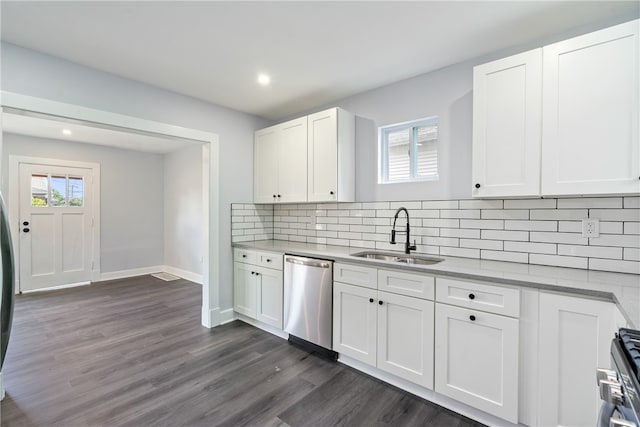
30 174 84 207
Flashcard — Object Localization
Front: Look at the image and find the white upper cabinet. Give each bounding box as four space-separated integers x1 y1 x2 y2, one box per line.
472 49 542 198
307 108 355 202
472 19 639 198
254 117 308 203
254 107 354 204
542 19 640 196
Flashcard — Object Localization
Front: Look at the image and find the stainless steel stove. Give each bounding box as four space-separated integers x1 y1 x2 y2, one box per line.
598 328 640 427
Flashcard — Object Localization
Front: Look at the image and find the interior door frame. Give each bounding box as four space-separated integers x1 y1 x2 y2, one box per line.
1 91 222 328
9 156 101 292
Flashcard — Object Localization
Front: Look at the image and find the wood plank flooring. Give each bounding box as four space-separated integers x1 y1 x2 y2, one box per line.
1 275 485 427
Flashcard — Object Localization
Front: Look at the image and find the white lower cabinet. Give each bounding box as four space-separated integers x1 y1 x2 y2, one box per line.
333 281 434 389
434 303 519 423
537 292 616 427
233 249 283 329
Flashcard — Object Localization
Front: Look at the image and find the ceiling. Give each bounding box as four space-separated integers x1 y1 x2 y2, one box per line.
1 1 639 120
2 112 200 154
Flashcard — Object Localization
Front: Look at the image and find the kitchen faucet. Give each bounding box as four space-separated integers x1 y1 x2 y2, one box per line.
390 207 417 254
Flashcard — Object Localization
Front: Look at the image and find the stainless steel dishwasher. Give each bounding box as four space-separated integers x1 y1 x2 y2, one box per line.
283 255 334 352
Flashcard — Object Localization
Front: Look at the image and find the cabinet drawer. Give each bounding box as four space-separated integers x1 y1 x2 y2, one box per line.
334 263 377 289
436 277 520 318
256 251 283 270
378 269 434 300
234 248 256 264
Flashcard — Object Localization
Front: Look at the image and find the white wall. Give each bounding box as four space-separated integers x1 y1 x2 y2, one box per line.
1 42 270 309
164 144 203 278
1 133 165 273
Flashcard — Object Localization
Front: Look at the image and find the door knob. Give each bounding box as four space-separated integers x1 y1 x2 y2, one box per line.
23 228 30 233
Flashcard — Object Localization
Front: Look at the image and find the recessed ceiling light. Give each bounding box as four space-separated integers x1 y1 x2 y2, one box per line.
62 129 72 135
257 74 271 86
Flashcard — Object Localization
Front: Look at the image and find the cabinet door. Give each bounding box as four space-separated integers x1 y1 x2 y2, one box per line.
377 291 434 389
538 292 615 427
542 19 640 195
256 267 283 329
308 108 338 202
233 262 257 318
472 48 542 198
278 117 308 203
435 303 519 423
254 126 280 203
333 282 377 366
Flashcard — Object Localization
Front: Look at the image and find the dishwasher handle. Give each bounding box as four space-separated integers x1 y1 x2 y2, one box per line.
285 256 331 269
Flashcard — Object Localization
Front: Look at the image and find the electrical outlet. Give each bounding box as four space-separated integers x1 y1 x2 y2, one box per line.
582 218 600 238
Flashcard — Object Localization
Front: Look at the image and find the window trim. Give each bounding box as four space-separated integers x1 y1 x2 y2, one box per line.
378 116 439 184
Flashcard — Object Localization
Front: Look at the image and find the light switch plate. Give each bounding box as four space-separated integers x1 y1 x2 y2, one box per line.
582 218 600 238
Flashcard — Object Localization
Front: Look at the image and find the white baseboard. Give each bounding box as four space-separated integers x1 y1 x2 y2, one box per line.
162 265 203 284
99 266 164 282
202 307 220 328
219 308 236 325
21 280 91 293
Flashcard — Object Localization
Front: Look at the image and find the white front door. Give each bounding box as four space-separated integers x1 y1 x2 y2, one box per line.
19 163 94 291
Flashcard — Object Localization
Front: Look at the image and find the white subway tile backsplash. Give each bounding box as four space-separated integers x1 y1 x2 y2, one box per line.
505 220 557 232
530 254 588 269
231 197 636 273
459 219 504 230
390 201 422 209
530 209 588 221
589 258 640 275
422 200 458 209
423 218 460 228
460 239 503 250
481 230 529 242
440 247 480 259
441 209 480 219
440 228 480 239
624 197 640 209
530 232 587 245
590 209 640 222
504 199 557 209
557 197 623 209
557 245 622 260
504 241 556 254
590 234 640 248
625 223 640 235
482 250 528 263
481 210 529 220
459 199 504 209
624 248 640 261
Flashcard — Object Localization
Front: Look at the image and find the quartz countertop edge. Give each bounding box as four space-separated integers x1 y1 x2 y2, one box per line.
233 240 640 328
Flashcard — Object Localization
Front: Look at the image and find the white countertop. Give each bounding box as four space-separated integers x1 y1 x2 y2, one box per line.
234 240 640 328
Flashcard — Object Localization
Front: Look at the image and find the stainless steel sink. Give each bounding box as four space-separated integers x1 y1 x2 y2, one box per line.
350 251 443 265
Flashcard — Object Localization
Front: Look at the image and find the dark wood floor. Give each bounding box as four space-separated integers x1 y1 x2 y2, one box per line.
1 275 485 427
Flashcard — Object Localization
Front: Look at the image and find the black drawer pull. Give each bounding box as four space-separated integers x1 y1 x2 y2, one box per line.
469 315 476 321
369 298 374 303
378 301 383 305
468 293 475 300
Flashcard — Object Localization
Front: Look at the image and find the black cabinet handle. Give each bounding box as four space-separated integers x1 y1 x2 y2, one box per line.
273 194 276 198
369 298 374 303
475 183 481 189
266 259 271 263
255 272 260 276
330 191 334 195
23 228 30 233
250 271 254 275
22 221 29 226
242 254 247 258
469 315 476 321
468 293 475 300
277 194 281 198
378 301 383 305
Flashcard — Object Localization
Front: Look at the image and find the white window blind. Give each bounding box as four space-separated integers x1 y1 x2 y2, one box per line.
379 117 439 184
